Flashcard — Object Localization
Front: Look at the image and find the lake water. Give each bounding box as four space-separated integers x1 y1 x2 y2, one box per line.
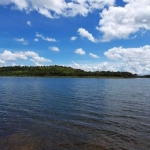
0 77 150 150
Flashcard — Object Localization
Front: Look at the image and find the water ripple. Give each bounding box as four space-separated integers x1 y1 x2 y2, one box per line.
0 77 150 150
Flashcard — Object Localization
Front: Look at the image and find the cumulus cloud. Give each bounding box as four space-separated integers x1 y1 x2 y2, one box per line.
70 36 77 41
0 50 27 61
78 28 97 43
0 0 115 18
89 53 100 58
75 48 86 55
27 21 31 26
71 61 119 72
70 45 150 75
104 45 150 62
97 0 150 41
49 46 59 52
104 45 150 74
0 50 51 66
0 0 28 11
36 32 57 42
14 38 28 45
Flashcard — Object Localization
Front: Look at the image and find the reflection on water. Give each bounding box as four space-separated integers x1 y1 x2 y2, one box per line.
0 77 150 150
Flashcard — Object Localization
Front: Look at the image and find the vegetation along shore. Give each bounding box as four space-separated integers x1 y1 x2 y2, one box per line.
0 65 144 78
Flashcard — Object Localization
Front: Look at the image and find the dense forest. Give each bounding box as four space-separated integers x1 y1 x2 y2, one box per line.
0 66 137 78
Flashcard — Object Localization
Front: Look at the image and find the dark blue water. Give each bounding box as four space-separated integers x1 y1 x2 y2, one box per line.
0 77 150 150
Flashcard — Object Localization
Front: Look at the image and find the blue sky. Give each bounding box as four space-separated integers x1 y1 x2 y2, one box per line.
0 0 150 74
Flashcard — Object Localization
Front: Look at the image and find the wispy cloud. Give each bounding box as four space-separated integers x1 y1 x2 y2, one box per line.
72 61 80 68
27 21 31 26
14 38 28 45
78 28 97 43
89 53 100 58
36 32 57 42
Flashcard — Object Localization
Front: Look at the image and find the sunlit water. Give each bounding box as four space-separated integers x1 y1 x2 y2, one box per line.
0 77 150 150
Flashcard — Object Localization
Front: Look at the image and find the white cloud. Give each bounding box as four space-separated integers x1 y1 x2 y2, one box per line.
0 59 5 65
24 51 38 58
89 53 100 58
36 32 57 42
30 56 51 64
27 21 31 26
0 0 115 18
37 7 53 18
78 28 97 43
75 48 86 55
0 50 28 61
49 46 59 52
104 45 150 62
44 37 57 42
0 50 51 66
96 0 150 41
71 61 119 72
34 38 39 42
70 45 150 75
72 61 80 68
70 36 77 41
12 63 17 66
104 45 150 74
1 0 28 11
35 33 43 38
14 38 28 45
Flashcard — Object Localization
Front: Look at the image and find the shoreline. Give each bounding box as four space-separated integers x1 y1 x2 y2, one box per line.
0 75 139 79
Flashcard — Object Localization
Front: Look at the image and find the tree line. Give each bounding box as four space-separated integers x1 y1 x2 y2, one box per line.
0 65 137 78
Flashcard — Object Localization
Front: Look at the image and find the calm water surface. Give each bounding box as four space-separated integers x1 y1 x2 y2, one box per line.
0 77 150 150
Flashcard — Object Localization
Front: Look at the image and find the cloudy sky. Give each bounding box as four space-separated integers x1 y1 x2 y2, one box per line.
0 0 150 74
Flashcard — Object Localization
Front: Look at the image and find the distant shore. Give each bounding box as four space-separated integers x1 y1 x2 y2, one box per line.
0 65 149 78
